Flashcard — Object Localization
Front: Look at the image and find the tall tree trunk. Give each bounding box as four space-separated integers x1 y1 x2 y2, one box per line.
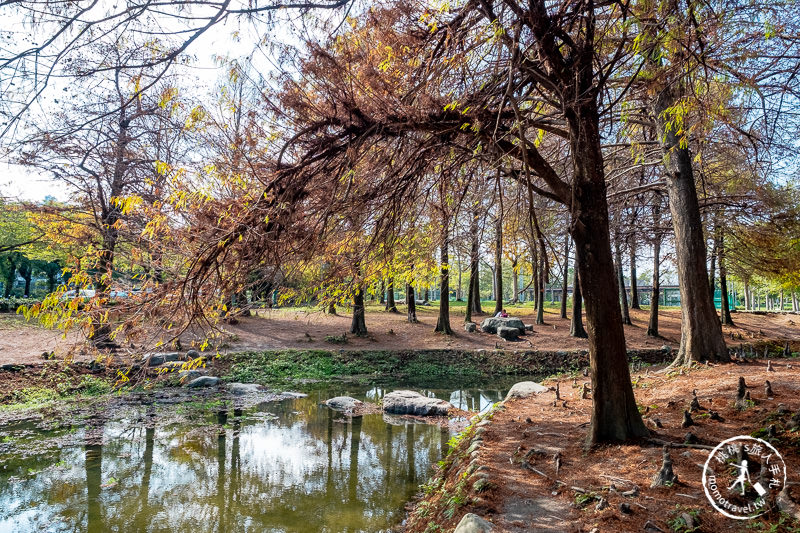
21 269 31 297
779 289 784 311
386 278 398 313
615 238 632 325
2 260 13 297
744 279 751 310
568 113 648 443
435 238 453 335
380 279 386 305
561 234 570 319
531 209 548 326
629 237 640 309
653 86 729 365
466 212 480 323
350 287 367 336
570 260 587 338
648 233 661 337
456 254 463 301
465 264 475 324
718 230 734 326
469 209 482 315
511 259 519 304
536 252 545 325
471 269 482 314
532 253 540 313
494 212 503 314
406 283 418 323
708 229 718 305
792 291 798 312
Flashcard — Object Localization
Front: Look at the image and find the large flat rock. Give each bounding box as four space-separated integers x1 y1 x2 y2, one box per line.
504 381 549 401
227 383 266 395
480 317 525 334
383 390 453 416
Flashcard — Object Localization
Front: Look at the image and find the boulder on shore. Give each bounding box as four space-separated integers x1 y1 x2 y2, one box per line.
142 352 183 367
383 390 453 416
186 376 220 388
497 326 519 340
177 369 205 384
324 396 363 411
504 381 549 401
453 513 493 532
228 383 266 395
480 316 525 334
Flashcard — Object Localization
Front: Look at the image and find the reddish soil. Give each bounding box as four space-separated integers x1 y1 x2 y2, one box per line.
407 360 800 532
1 306 798 366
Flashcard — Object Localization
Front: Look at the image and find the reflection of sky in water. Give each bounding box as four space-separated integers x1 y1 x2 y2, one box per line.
0 382 515 533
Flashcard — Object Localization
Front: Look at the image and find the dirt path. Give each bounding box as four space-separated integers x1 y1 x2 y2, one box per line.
406 359 800 532
1 306 799 366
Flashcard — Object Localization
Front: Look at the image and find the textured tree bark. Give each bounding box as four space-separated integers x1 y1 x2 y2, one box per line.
718 230 734 326
532 253 540 312
385 278 398 313
350 287 367 336
647 228 661 337
456 255 463 301
744 279 751 310
566 99 648 444
511 258 519 304
615 239 632 326
536 252 545 325
708 228 718 305
466 212 480 323
435 238 453 335
379 279 386 305
653 86 729 365
629 238 640 309
469 209 482 315
494 212 503 315
531 210 548 326
406 283 418 323
561 235 570 319
570 259 587 338
465 265 475 324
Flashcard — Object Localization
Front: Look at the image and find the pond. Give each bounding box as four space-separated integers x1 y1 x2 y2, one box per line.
0 377 531 533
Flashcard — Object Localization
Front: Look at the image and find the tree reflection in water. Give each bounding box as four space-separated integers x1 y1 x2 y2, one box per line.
0 380 525 532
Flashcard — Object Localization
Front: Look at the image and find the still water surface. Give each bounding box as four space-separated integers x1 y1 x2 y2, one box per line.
0 379 523 533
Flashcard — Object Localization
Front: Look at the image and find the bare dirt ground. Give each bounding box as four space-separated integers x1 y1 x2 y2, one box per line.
409 360 800 533
1 305 799 365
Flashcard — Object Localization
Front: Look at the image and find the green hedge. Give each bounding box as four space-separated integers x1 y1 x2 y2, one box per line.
0 298 40 313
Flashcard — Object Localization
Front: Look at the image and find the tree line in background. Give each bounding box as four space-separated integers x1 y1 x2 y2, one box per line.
2 0 800 444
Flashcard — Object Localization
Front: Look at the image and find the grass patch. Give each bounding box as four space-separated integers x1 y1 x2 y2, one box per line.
0 367 117 411
222 349 487 386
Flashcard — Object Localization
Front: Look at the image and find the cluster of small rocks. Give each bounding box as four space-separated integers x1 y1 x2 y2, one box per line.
324 390 455 416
